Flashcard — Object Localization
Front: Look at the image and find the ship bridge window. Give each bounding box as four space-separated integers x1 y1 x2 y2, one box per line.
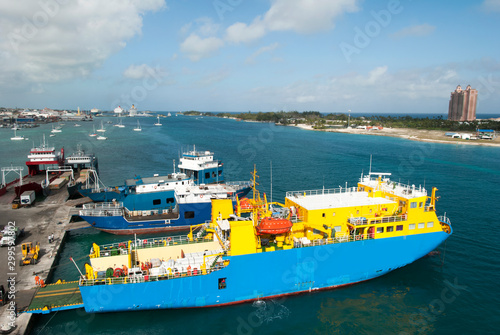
418 222 425 229
419 202 423 208
387 226 394 232
212 172 216 178
218 170 222 176
410 202 417 209
218 278 226 289
322 213 325 218
427 221 434 228
205 172 210 179
184 211 195 219
376 227 384 233
409 224 416 230
166 198 174 204
153 199 161 205
396 225 403 231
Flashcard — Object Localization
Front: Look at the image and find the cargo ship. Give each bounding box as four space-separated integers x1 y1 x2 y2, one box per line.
77 147 252 211
77 170 452 312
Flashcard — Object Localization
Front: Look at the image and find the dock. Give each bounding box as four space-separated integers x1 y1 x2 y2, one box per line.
0 175 91 334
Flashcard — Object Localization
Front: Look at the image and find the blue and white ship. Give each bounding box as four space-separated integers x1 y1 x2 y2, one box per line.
77 147 252 212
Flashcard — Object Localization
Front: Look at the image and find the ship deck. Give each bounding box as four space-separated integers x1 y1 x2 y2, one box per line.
25 281 83 314
288 190 394 210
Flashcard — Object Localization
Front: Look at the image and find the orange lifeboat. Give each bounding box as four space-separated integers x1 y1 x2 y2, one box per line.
239 198 253 210
256 217 293 235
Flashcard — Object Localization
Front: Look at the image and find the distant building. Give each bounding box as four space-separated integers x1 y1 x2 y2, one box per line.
448 85 477 121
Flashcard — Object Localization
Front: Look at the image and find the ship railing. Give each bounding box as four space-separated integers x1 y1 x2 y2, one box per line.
95 231 215 256
438 215 451 225
293 233 374 249
82 202 124 210
225 180 253 187
79 259 228 287
286 186 358 198
289 215 304 223
366 214 407 225
361 177 428 198
79 207 123 217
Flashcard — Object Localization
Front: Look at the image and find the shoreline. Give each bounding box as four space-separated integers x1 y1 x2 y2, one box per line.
291 124 500 147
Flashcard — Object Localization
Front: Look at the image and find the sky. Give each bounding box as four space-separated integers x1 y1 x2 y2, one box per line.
0 0 499 114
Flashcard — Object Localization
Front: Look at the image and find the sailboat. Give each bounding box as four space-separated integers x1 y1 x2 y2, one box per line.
154 116 162 126
97 121 106 133
114 118 125 128
89 125 97 137
11 128 25 141
133 120 142 132
167 112 172 117
96 135 107 140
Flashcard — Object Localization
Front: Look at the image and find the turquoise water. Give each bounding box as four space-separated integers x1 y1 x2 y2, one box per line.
1 115 499 334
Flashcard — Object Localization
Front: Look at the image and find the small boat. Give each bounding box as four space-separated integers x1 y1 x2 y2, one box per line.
89 125 97 137
74 123 81 127
96 135 107 140
97 121 106 133
133 120 142 132
154 116 162 126
49 134 56 137
11 128 25 141
51 125 62 133
114 118 125 128
255 217 293 235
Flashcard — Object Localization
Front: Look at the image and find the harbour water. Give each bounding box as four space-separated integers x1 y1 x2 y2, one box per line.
1 115 499 334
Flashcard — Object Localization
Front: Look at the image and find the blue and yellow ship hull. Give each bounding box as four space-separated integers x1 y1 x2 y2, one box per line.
79 230 450 312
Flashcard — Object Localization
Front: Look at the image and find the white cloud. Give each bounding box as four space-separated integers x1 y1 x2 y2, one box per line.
179 18 225 61
182 0 359 60
226 0 359 45
264 0 359 34
481 0 500 12
180 34 224 61
123 64 166 80
254 65 462 112
0 0 166 90
391 24 436 39
225 20 267 44
246 42 280 64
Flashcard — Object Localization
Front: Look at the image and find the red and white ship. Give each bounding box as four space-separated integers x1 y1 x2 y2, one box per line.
26 135 64 175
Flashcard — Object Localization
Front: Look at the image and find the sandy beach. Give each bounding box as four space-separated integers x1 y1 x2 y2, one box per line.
292 124 500 147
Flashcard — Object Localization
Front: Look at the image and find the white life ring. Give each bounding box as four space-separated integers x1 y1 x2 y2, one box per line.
154 185 157 189
200 194 203 198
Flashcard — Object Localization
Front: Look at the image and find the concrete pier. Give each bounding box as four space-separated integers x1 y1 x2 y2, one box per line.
0 184 91 334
